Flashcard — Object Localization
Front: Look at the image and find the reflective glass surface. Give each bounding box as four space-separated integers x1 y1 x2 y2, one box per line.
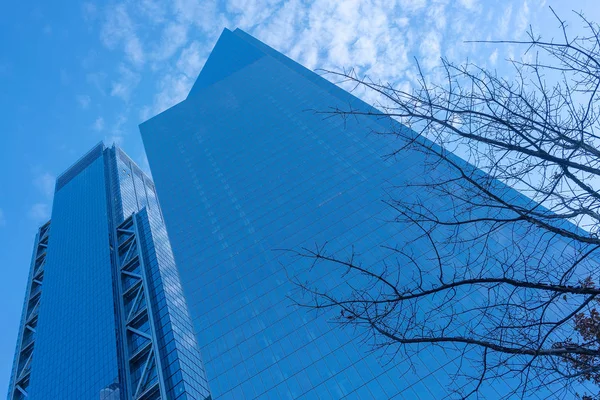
140 29 566 399
26 154 120 399
9 145 209 399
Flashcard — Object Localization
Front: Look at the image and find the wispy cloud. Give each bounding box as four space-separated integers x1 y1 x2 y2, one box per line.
93 116 105 131
489 49 499 65
82 2 98 22
420 31 442 70
399 0 427 13
176 40 205 79
172 0 227 35
459 0 478 10
146 40 208 115
110 64 140 102
105 115 128 145
28 203 51 223
88 0 544 129
152 22 188 62
33 172 55 199
499 4 513 37
86 71 108 96
152 72 192 115
139 106 152 122
77 94 91 109
101 4 145 67
138 0 168 25
516 0 530 36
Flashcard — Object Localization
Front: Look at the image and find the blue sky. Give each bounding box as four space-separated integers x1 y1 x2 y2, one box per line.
0 0 598 394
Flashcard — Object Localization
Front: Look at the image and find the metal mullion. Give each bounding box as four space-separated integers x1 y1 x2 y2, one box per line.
19 338 34 352
123 278 143 298
113 218 136 398
15 384 27 396
26 299 40 323
17 353 33 382
121 254 140 273
129 340 152 364
117 216 133 230
27 291 41 308
128 307 148 329
118 233 135 251
133 350 153 398
126 285 145 323
33 263 44 280
10 222 47 400
127 326 152 341
120 239 136 266
137 380 160 400
127 338 152 368
122 270 142 279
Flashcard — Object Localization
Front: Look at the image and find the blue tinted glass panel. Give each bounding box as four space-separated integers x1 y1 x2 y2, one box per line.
140 29 570 399
26 155 121 399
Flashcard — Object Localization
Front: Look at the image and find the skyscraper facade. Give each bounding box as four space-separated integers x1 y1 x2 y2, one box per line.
8 144 210 400
139 29 542 399
9 28 575 400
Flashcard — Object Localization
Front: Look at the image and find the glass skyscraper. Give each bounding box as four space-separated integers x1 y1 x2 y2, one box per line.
10 28 574 400
139 29 546 399
8 144 210 400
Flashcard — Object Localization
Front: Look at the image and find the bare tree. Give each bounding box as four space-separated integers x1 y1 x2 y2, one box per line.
292 9 600 399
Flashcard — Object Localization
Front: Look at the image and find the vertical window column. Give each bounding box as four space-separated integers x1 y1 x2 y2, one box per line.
113 214 167 400
9 220 50 400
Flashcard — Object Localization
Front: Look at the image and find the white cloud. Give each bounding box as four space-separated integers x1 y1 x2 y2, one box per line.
86 71 108 96
152 22 188 62
105 115 128 146
34 172 55 199
93 116 105 131
29 203 51 223
0 208 5 226
88 0 546 136
419 31 442 70
82 2 98 22
489 49 499 65
427 3 447 30
137 0 168 24
101 4 145 66
226 0 281 29
146 39 210 115
459 0 478 10
153 72 193 115
139 106 152 122
176 41 205 79
498 4 513 37
515 1 529 36
173 0 228 35
253 0 304 52
398 0 427 13
77 94 91 109
110 64 141 101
